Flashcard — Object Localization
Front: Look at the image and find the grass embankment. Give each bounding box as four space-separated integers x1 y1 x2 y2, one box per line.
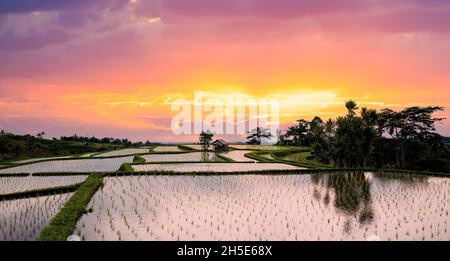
244 151 275 162
0 183 81 201
132 155 146 164
117 154 146 172
0 173 30 177
216 154 235 162
271 150 333 169
38 173 104 241
178 145 197 151
118 163 134 172
243 147 332 169
32 172 91 176
106 168 450 177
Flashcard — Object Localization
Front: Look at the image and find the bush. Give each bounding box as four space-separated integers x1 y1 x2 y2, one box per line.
132 155 145 164
118 163 134 172
414 157 450 173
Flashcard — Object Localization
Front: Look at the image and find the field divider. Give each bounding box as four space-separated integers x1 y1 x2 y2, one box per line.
216 154 236 162
106 168 450 177
32 172 91 176
0 173 30 177
0 151 198 171
39 173 105 241
0 183 81 201
177 145 198 151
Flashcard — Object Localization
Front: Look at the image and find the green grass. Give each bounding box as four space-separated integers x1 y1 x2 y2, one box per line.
38 173 104 241
243 147 331 168
132 155 146 164
118 163 134 172
0 173 30 177
178 145 197 151
0 183 81 201
216 154 236 162
105 168 450 177
244 151 276 162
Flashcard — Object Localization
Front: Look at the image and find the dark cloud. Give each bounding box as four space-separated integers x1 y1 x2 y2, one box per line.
0 30 70 50
0 0 126 14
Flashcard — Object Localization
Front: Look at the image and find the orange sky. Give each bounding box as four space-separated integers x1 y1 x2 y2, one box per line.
0 0 449 141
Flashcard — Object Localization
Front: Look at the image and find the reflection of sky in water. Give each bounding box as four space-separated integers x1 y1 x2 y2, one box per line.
77 172 450 241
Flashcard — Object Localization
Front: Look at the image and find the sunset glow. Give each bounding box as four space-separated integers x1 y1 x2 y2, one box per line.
1 0 449 141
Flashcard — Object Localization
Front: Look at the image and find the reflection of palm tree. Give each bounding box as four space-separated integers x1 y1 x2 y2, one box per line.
312 171 375 228
328 171 371 215
201 151 210 162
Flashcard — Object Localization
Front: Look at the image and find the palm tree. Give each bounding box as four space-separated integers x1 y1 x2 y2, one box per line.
345 100 358 116
199 130 214 150
284 119 310 146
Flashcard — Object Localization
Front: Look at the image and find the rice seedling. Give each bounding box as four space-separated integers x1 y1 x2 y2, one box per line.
0 193 73 240
132 163 301 173
0 156 133 174
0 176 87 194
219 150 256 162
74 172 450 241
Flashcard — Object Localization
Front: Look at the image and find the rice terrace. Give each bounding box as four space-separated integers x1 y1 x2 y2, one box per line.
1 1 450 250
1 101 449 241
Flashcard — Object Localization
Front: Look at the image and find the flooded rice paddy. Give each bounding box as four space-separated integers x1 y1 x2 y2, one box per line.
0 156 133 174
12 156 72 164
141 152 224 162
0 193 73 240
94 148 150 157
153 146 182 152
220 151 255 162
75 172 450 241
132 163 300 172
0 175 87 194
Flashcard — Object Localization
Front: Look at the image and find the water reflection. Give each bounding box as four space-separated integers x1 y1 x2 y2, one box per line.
76 172 448 241
200 152 223 162
312 171 374 229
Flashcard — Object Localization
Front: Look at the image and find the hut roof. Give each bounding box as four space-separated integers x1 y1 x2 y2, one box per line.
212 139 228 145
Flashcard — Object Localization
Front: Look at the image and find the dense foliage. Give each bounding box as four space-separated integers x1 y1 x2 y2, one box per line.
0 131 157 161
280 101 449 172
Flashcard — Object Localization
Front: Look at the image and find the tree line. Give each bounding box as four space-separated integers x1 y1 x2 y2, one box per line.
0 131 158 161
278 101 449 172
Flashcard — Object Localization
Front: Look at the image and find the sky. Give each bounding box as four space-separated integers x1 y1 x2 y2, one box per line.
0 0 449 142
